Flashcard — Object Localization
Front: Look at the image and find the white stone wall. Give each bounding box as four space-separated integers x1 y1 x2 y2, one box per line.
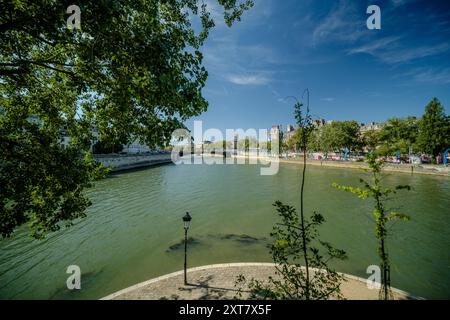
94 154 172 171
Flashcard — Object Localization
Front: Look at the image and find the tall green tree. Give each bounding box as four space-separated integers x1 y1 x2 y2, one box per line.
286 127 313 152
0 0 253 238
417 98 449 161
305 121 361 157
332 121 362 153
377 117 418 156
317 124 337 157
333 154 410 300
362 129 380 153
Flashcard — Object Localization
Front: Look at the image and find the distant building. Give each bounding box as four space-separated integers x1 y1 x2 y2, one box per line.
61 125 155 154
360 122 383 133
270 125 282 140
271 125 281 134
282 124 295 142
313 118 326 127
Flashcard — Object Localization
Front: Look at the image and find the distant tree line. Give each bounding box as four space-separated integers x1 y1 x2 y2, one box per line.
286 98 450 163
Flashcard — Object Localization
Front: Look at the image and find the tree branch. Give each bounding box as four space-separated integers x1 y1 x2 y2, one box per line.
0 60 75 77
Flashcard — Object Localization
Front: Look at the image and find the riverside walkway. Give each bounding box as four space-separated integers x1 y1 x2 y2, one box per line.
102 263 416 300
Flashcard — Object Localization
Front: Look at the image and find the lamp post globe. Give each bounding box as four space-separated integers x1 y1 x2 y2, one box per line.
183 212 192 230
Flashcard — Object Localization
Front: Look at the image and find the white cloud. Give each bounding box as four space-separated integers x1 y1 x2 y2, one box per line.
401 67 450 84
203 36 279 71
202 34 277 86
377 44 450 64
348 37 450 64
347 37 401 55
320 97 335 102
312 0 366 45
226 74 269 85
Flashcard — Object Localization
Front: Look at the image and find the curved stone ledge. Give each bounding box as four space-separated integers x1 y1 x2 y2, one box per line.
101 263 421 300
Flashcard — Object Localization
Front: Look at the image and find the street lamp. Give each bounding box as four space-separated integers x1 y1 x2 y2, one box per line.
182 212 192 285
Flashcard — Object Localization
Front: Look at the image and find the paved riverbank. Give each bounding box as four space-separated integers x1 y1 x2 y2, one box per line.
94 153 449 176
102 263 415 300
288 158 450 176
231 155 450 177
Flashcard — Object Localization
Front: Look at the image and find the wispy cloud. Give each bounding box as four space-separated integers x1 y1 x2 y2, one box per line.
320 97 335 102
226 74 270 85
348 37 450 64
313 0 449 67
378 44 450 64
401 67 450 84
312 0 367 46
347 37 401 55
391 0 416 7
203 33 278 87
203 35 278 69
204 85 230 96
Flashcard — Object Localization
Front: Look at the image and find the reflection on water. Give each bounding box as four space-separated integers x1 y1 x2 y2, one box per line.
0 162 449 299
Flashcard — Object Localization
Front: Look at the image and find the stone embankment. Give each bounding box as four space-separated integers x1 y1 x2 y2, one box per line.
94 153 172 172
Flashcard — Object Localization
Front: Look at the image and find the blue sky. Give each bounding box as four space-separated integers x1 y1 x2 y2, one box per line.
188 0 450 134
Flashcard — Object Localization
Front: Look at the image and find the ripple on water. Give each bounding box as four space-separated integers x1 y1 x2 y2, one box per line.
0 163 449 299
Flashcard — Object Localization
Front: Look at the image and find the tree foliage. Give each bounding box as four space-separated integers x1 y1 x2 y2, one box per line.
294 120 361 156
0 119 109 238
362 129 380 153
286 98 448 160
417 97 449 160
376 117 419 156
0 0 253 238
332 154 410 299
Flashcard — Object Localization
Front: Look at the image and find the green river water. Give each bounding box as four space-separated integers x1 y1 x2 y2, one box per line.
0 160 449 299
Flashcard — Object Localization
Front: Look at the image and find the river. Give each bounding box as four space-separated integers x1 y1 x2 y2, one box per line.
0 160 449 299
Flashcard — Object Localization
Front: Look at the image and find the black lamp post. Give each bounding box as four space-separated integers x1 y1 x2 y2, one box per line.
182 212 192 285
